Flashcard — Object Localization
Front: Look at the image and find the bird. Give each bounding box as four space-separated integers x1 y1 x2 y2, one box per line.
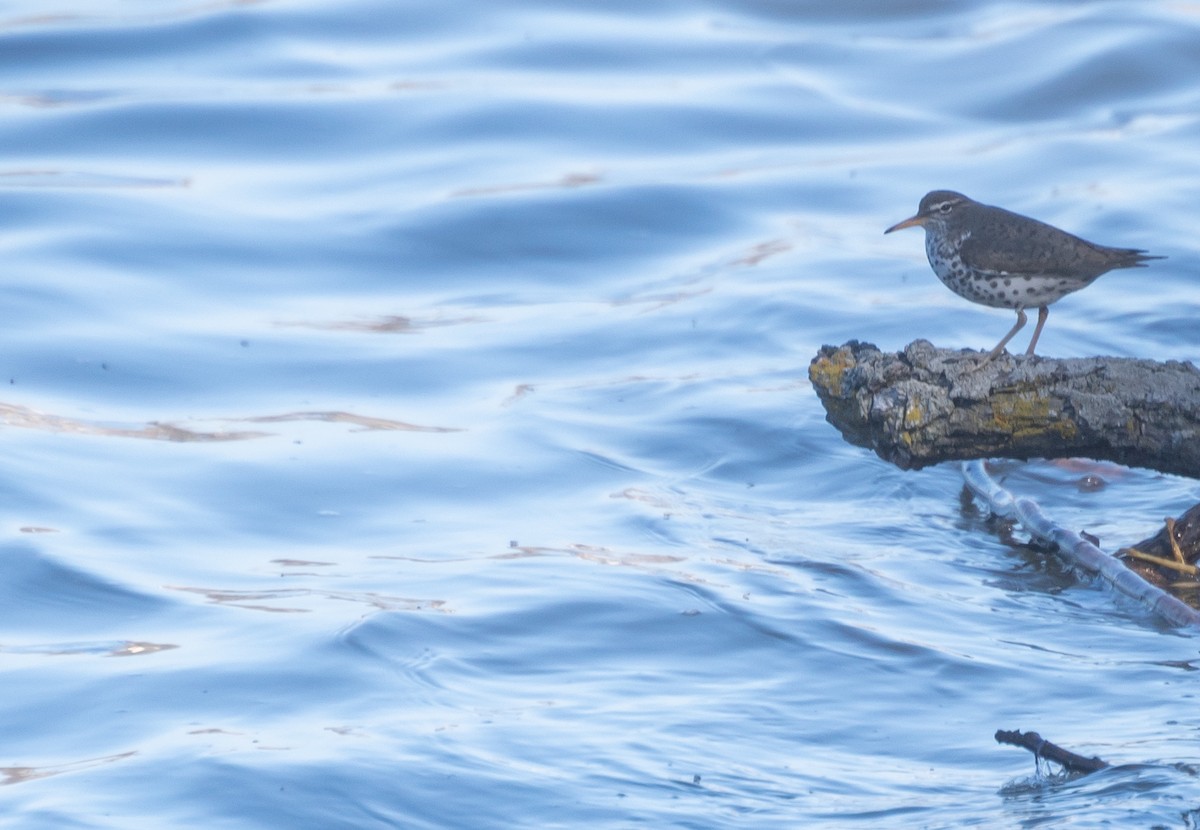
884 190 1163 359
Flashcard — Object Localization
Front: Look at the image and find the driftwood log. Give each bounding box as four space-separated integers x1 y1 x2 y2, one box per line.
808 340 1200 479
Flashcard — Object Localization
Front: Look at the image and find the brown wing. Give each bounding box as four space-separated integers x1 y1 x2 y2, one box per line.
958 205 1158 283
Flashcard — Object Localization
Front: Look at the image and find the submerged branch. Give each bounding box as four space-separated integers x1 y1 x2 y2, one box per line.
962 460 1200 626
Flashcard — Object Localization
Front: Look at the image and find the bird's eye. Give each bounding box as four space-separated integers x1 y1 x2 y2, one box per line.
938 202 953 214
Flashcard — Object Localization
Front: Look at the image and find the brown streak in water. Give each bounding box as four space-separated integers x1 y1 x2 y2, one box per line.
451 171 602 198
278 314 487 333
0 402 456 441
0 640 177 657
0 751 136 786
0 169 189 188
501 384 535 407
110 642 178 657
612 286 712 313
239 411 462 433
502 542 686 568
733 238 792 266
166 584 449 613
0 403 268 442
611 487 675 509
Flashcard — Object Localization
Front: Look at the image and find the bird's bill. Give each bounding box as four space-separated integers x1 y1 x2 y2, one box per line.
883 214 926 234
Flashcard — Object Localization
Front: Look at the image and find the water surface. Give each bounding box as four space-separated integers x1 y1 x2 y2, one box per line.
0 1 1197 827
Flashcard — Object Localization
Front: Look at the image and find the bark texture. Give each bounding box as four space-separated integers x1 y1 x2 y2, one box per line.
808 340 1200 479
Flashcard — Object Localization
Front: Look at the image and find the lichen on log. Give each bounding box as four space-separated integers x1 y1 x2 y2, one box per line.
808 340 1200 479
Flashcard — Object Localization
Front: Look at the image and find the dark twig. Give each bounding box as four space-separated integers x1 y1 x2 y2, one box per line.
995 729 1110 774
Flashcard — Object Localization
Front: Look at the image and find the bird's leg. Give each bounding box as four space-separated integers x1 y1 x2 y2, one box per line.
1024 305 1050 356
985 307 1028 361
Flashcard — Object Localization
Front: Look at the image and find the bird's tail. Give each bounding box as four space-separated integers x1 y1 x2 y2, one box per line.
1107 247 1165 268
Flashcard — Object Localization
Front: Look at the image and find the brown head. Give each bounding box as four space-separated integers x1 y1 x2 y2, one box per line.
884 191 974 235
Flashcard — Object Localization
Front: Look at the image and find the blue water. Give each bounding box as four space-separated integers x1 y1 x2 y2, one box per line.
0 1 1198 827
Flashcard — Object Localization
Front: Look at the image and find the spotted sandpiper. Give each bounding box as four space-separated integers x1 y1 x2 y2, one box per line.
885 190 1163 359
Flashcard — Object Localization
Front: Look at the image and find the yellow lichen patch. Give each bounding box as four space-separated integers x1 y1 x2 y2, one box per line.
989 393 1078 441
808 348 856 398
903 400 924 428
